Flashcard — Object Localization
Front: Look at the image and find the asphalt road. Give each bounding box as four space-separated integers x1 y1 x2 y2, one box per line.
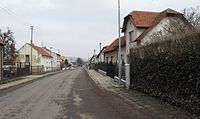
0 68 194 119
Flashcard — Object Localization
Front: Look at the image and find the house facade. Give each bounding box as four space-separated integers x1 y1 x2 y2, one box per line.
43 47 62 70
90 55 98 64
18 43 53 72
103 36 126 63
122 8 192 62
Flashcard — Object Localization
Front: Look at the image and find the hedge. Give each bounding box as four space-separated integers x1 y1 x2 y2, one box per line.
130 31 200 115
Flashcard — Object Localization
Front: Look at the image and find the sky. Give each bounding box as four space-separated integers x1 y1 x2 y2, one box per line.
0 0 199 58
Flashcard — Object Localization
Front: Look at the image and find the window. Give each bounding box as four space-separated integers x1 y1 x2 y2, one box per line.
111 56 113 62
106 57 108 63
129 31 134 42
25 55 30 62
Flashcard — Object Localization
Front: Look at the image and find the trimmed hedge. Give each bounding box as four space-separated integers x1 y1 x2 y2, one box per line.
130 32 200 115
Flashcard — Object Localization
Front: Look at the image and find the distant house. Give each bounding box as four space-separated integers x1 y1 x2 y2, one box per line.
103 36 126 63
18 43 53 72
0 40 5 80
43 47 62 70
90 55 98 64
96 46 107 63
122 8 192 58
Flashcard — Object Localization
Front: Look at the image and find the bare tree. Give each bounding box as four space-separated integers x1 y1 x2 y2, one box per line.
182 6 200 29
76 58 83 67
0 28 17 65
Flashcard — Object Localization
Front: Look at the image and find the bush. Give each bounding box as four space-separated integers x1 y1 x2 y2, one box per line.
130 31 200 115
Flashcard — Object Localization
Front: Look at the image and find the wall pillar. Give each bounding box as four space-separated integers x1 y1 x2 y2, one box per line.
125 63 130 90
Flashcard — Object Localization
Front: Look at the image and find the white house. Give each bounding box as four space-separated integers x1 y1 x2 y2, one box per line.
122 8 192 62
103 36 126 63
42 47 62 70
90 55 98 64
17 43 53 72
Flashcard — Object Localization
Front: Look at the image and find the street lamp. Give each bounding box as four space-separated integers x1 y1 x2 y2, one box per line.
118 0 122 84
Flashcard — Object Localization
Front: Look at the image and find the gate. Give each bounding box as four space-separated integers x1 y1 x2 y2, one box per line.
16 62 30 76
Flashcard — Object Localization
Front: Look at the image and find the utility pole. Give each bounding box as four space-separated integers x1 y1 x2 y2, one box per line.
99 42 102 62
30 26 33 75
118 0 122 84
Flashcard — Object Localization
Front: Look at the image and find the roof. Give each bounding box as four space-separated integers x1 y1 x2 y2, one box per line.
135 8 183 42
104 36 126 53
129 11 159 28
122 8 179 32
31 44 52 57
97 46 107 58
90 55 97 62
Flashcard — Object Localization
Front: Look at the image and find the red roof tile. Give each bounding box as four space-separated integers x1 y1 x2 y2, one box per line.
31 44 52 57
122 8 179 32
135 8 182 42
129 11 159 28
104 36 126 53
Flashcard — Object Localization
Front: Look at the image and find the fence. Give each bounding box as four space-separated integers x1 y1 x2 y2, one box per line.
90 62 125 79
3 62 30 79
3 62 62 79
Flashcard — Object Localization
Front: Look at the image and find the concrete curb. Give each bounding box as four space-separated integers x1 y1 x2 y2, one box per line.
0 70 64 91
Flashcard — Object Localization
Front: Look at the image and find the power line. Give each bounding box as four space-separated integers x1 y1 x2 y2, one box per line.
143 0 154 10
0 2 30 27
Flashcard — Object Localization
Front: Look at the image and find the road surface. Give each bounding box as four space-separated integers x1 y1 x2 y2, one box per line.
0 68 194 119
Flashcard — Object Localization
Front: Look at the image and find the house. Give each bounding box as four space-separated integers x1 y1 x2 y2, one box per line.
43 47 62 70
0 40 5 80
96 46 107 63
17 43 53 72
103 36 126 63
122 8 192 59
90 55 98 64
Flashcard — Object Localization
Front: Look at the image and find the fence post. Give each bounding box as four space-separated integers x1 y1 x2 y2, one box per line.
125 64 130 90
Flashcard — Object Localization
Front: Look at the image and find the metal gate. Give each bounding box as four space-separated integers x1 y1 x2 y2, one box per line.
16 62 30 76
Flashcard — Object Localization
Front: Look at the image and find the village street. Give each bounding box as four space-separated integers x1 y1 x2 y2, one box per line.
0 68 197 119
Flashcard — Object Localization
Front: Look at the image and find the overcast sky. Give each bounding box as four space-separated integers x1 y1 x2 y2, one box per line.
0 0 199 58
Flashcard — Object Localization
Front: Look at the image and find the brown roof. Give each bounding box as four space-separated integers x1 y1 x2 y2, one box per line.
135 8 182 42
31 44 52 57
104 36 126 53
129 11 159 28
122 8 179 32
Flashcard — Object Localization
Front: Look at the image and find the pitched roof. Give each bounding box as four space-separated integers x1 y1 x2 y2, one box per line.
104 36 126 53
135 8 183 42
129 11 159 28
97 46 107 58
122 8 179 32
31 44 52 57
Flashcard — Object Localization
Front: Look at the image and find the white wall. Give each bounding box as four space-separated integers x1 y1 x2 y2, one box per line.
18 43 41 66
50 52 57 68
104 46 126 63
41 56 52 71
140 16 186 46
18 43 53 72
